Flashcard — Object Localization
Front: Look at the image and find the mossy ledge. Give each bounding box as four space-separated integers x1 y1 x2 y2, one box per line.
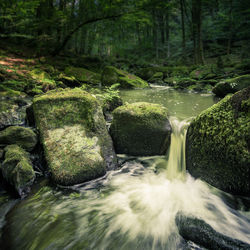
33 88 116 185
186 87 250 196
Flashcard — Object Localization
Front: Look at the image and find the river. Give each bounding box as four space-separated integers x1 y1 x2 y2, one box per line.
1 87 250 249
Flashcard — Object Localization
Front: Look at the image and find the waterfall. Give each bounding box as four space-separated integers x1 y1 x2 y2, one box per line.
165 117 190 180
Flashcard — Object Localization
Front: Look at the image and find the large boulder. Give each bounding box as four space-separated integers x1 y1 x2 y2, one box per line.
64 66 101 85
186 87 250 196
0 96 28 129
1 145 35 197
0 126 37 152
212 75 250 97
101 66 149 89
33 88 116 186
176 214 250 249
110 102 172 156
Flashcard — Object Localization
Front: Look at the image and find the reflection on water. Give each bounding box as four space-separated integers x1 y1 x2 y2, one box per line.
120 87 218 120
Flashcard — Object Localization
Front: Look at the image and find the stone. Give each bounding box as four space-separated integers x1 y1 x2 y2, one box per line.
0 96 28 129
0 126 37 152
186 87 250 196
1 145 35 197
110 102 172 156
64 66 101 85
101 66 149 89
212 74 250 97
176 214 250 250
33 88 116 186
148 72 164 83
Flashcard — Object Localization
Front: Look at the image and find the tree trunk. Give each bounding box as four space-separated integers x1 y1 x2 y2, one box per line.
227 0 233 55
192 0 204 64
180 0 186 57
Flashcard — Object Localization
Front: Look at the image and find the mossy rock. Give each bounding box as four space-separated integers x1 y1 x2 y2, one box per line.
190 65 216 80
0 126 37 151
138 66 190 81
33 88 116 186
64 67 101 85
173 78 197 89
101 66 149 89
110 102 172 156
186 87 250 196
0 96 28 129
1 145 35 197
212 75 250 97
148 72 164 83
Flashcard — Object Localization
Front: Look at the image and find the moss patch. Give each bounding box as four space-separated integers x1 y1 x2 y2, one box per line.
1 144 35 196
102 66 149 89
186 87 250 196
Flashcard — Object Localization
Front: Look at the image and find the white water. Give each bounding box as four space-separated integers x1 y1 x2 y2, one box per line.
74 118 250 249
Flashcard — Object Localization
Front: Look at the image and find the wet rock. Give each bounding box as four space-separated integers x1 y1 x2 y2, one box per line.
176 214 250 250
0 97 28 129
0 126 37 152
1 145 35 197
101 66 149 89
186 87 250 196
212 74 250 97
64 66 101 85
33 88 117 186
110 102 172 156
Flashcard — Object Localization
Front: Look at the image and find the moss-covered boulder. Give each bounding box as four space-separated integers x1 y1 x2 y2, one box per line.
0 96 28 129
190 65 217 80
186 87 250 196
1 145 35 197
0 126 37 151
33 88 116 186
148 72 164 83
101 66 149 89
110 102 172 156
212 75 250 97
138 66 190 81
64 67 101 85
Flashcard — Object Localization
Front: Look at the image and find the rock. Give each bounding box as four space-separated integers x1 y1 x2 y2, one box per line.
176 214 250 250
137 66 190 81
0 96 28 129
33 88 116 186
148 72 164 83
1 145 35 197
101 66 149 89
0 126 37 152
110 102 172 156
186 87 250 196
190 65 217 80
64 66 101 85
173 78 197 89
212 75 250 97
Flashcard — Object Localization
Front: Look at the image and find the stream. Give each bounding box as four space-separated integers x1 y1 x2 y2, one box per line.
1 87 250 249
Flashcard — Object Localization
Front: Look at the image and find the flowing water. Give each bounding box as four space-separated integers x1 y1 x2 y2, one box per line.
1 87 250 249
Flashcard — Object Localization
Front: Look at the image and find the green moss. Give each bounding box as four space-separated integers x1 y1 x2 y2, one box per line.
64 66 101 85
1 145 35 196
102 66 148 89
0 126 37 151
186 87 250 196
110 102 172 156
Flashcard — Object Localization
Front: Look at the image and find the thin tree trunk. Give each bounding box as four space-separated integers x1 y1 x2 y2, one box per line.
180 0 186 57
227 0 233 55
